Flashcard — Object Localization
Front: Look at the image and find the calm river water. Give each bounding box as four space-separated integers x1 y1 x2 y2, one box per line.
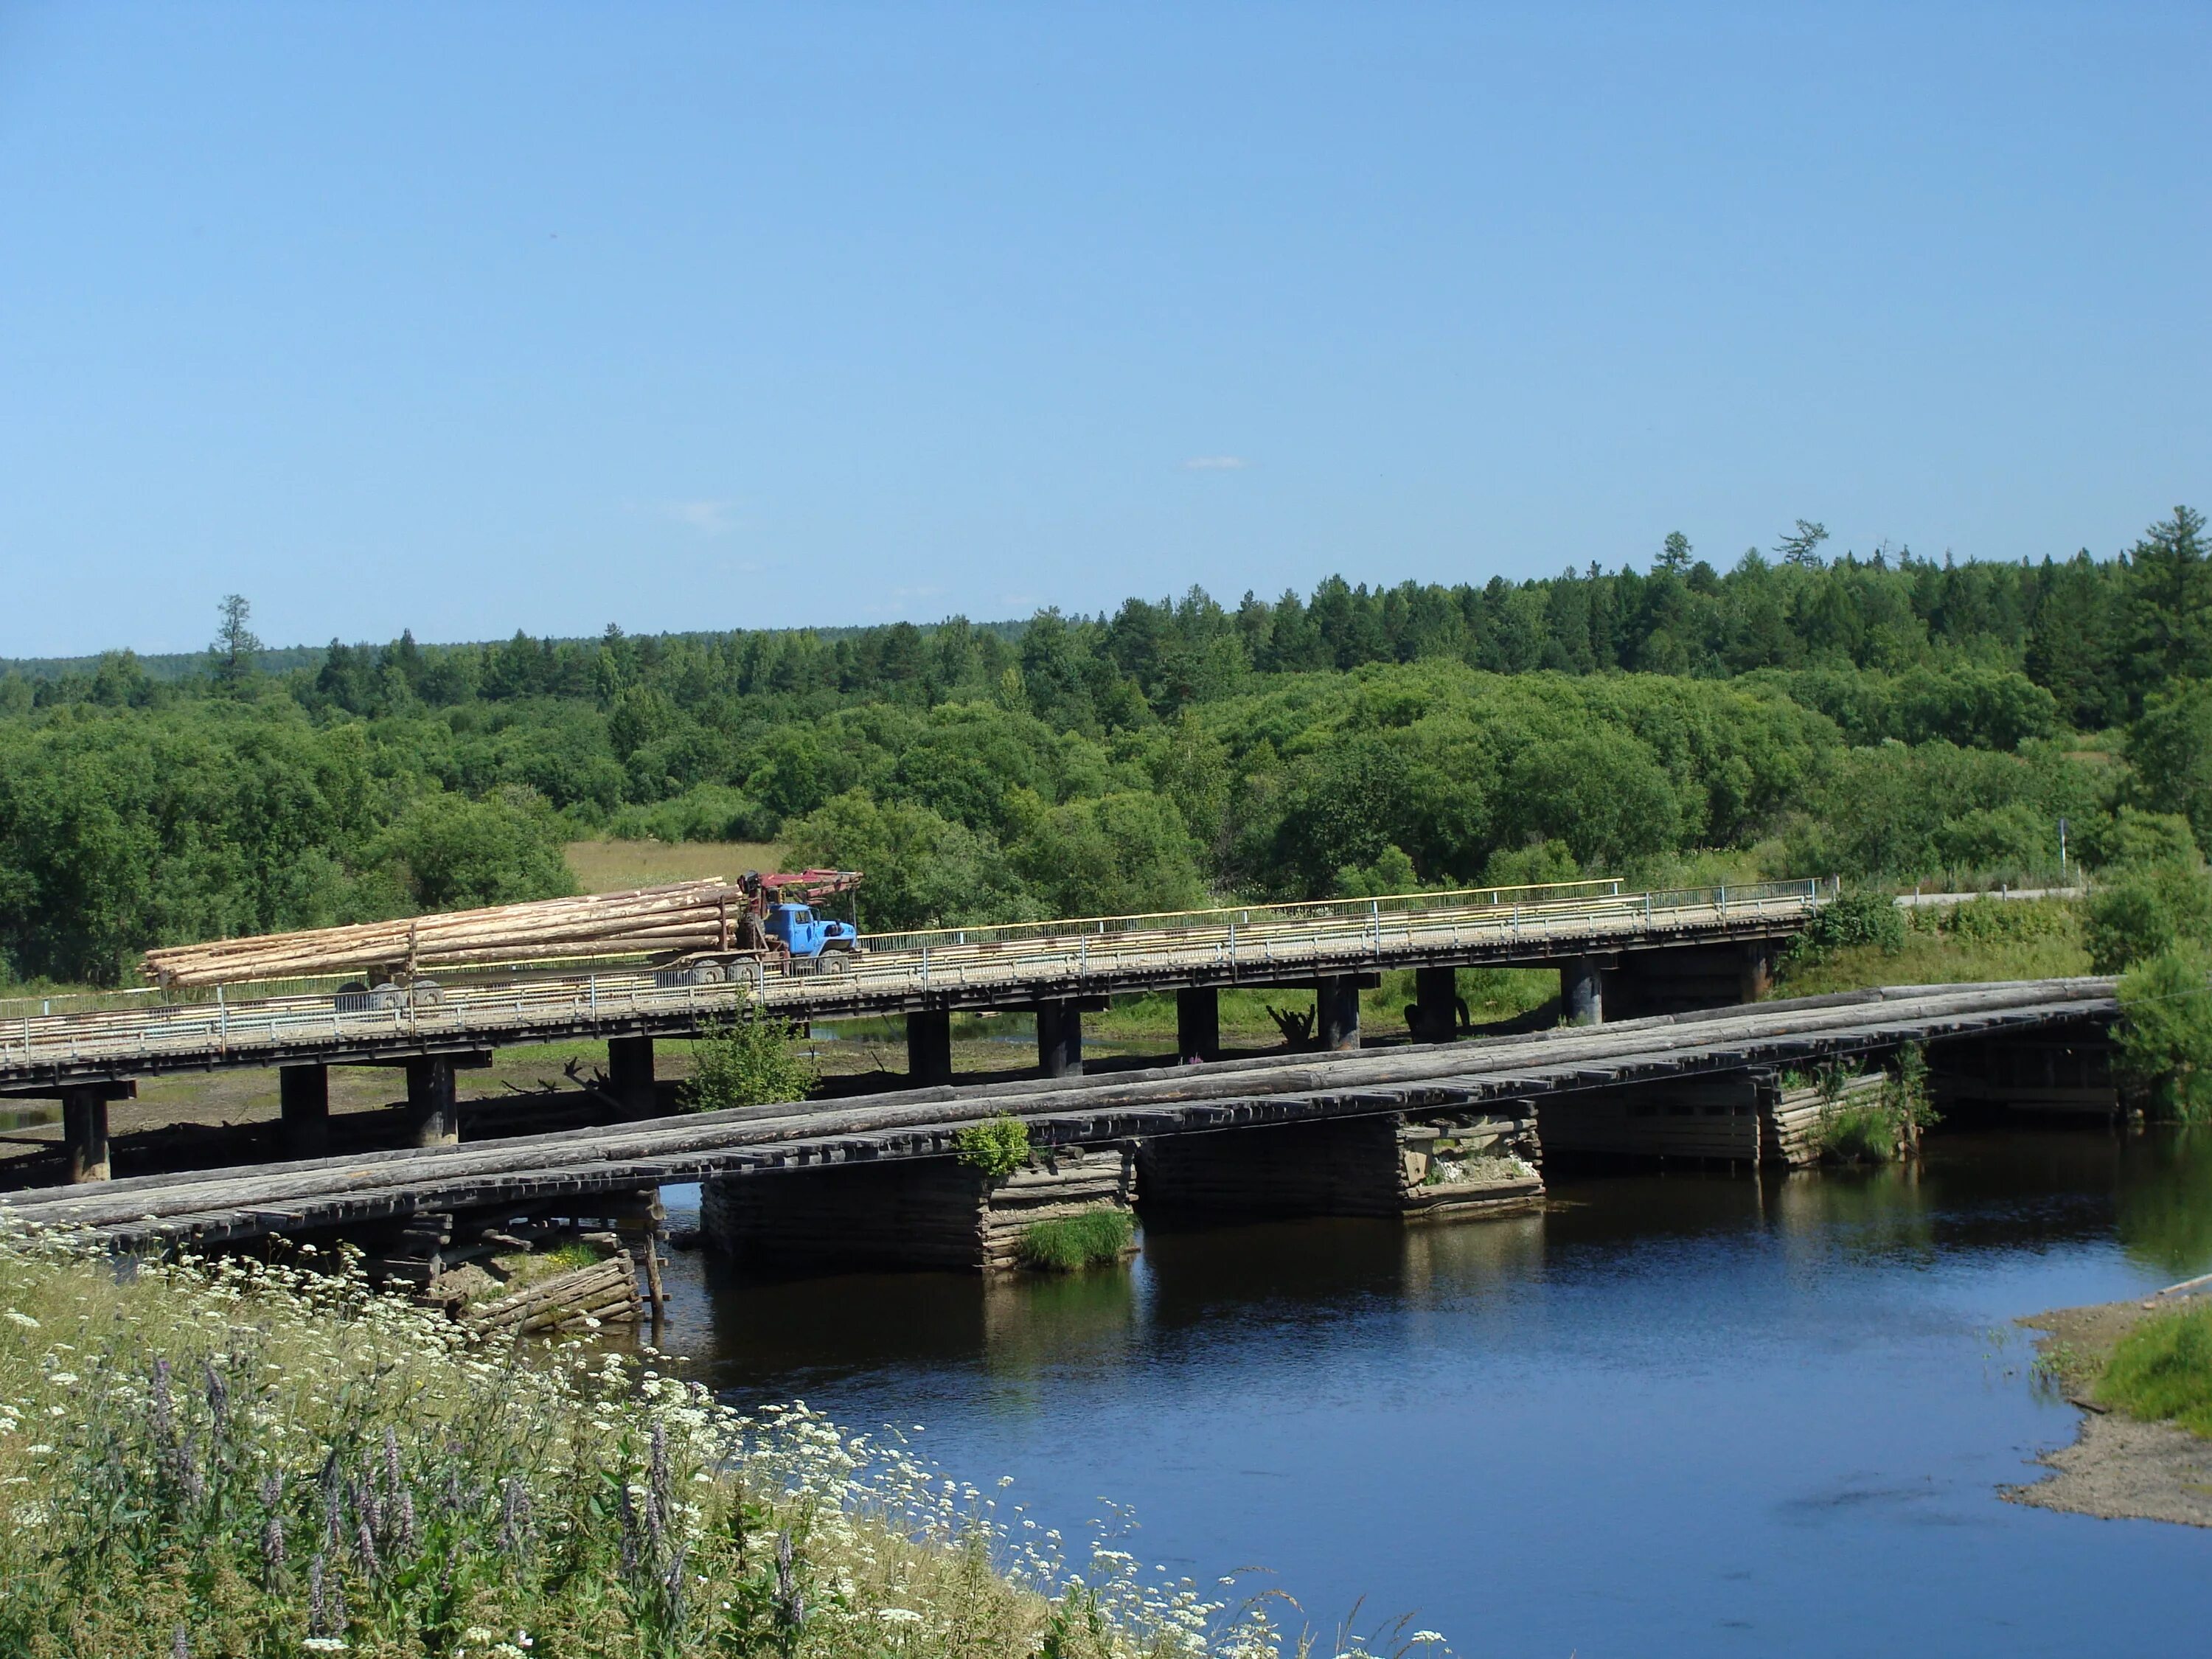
650 1130 2212 1658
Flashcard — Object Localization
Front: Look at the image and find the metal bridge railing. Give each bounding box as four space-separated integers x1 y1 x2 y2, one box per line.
0 878 1835 1077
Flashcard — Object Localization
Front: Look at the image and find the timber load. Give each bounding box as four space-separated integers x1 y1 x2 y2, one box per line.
140 880 743 990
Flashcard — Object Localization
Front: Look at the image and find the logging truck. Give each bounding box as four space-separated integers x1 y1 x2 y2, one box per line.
650 869 862 990
140 869 867 1007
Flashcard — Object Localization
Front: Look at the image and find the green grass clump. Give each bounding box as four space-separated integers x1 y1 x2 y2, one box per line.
1017 1209 1136 1272
1815 1102 1898 1164
2097 1301 2212 1436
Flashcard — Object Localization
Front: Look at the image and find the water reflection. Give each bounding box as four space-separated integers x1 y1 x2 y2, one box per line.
2115 1127 2212 1275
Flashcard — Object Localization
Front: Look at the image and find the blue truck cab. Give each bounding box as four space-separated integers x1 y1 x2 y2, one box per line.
764 902 858 958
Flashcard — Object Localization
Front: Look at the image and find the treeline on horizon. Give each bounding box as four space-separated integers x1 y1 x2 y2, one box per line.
3 506 2208 987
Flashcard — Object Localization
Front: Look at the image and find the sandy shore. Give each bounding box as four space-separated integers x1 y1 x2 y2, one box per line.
2005 1295 2212 1527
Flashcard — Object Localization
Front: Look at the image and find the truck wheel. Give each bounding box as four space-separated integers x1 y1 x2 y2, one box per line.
692 961 727 984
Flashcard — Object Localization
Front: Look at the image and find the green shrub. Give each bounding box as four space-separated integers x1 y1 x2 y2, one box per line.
1016 1208 1135 1271
1881 1042 1939 1138
2097 1301 2212 1436
1923 895 2077 945
2114 946 2212 1121
1794 889 1906 960
2087 863 2212 972
680 1012 817 1111
953 1114 1031 1178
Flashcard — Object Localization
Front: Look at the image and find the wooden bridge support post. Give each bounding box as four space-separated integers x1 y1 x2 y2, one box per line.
61 1086 114 1183
1176 987 1220 1062
1315 978 1362 1051
1739 942 1777 1004
1562 958 1604 1026
279 1064 330 1158
907 1010 953 1085
1409 966 1461 1043
1037 1001 1084 1078
608 1035 657 1119
405 1057 459 1147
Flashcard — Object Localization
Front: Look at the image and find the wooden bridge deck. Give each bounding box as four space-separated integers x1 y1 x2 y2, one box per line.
0 978 2113 1252
0 880 1825 1092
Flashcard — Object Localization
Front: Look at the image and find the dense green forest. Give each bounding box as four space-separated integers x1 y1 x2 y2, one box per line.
3 507 2208 987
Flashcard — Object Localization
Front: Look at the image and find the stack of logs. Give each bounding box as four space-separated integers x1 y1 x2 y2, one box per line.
359 1197 665 1335
460 1251 644 1338
141 880 741 989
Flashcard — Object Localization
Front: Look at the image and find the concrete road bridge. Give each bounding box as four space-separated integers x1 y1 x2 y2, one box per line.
1 877 1832 1182
0 978 2118 1269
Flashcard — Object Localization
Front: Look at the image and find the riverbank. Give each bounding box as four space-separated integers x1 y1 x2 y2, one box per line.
2008 1288 2212 1527
0 1221 1284 1659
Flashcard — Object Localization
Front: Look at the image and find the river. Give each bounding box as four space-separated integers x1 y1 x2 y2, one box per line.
647 1128 2212 1657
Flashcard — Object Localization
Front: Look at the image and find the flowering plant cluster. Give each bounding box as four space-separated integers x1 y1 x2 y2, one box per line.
0 1217 1398 1659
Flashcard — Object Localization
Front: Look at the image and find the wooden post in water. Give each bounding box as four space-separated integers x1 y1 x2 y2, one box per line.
61 1085 116 1183
1410 966 1461 1043
608 1035 657 1119
1036 1001 1084 1077
1176 987 1220 1062
279 1064 329 1158
1315 977 1362 1051
405 1056 459 1147
907 1009 953 1085
1562 959 1604 1026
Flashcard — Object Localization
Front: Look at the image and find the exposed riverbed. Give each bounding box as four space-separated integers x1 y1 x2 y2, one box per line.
646 1129 2212 1657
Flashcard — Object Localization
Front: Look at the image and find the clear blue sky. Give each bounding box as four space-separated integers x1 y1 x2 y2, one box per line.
1 2 2205 658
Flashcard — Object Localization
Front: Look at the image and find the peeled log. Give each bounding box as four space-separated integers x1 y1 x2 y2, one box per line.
143 881 737 987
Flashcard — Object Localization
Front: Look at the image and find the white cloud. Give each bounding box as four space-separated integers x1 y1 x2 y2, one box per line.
655 499 738 534
1180 456 1248 471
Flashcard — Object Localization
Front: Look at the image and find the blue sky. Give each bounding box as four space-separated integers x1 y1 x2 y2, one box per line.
1 2 2205 657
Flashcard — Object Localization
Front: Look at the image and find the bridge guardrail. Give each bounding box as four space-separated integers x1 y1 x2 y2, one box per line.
0 879 1834 1077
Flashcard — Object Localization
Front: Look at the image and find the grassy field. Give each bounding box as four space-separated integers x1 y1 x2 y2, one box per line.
563 837 785 892
1771 897 2091 998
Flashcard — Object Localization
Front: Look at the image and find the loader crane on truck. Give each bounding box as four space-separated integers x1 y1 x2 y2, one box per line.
653 869 863 991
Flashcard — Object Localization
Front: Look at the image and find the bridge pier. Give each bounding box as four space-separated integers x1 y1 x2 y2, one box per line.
702 1144 1138 1273
1562 958 1605 1026
405 1057 459 1147
907 1009 953 1085
61 1082 132 1183
1537 1071 1883 1167
1315 978 1363 1051
1177 987 1220 1062
1037 1001 1084 1077
608 1035 658 1119
1407 965 1463 1043
279 1064 330 1158
1139 1108 1542 1222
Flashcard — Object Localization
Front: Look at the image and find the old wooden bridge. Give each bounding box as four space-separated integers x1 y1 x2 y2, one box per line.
0 978 2116 1273
3 878 1830 1181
